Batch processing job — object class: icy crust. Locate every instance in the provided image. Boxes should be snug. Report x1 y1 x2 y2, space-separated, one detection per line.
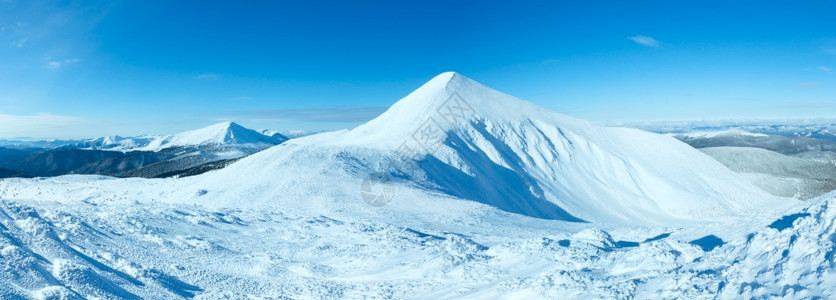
0 177 832 299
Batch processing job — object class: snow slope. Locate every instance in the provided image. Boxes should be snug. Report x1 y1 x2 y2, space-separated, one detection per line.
700 146 836 199
0 72 814 299
0 174 825 299
193 72 781 225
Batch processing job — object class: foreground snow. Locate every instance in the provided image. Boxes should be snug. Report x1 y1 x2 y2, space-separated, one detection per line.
0 175 828 299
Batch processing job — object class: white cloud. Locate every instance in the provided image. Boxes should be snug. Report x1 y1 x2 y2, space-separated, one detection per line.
814 66 832 74
799 82 820 88
196 73 220 80
233 96 251 101
0 113 90 138
14 36 28 48
45 58 81 69
540 58 559 65
628 35 662 47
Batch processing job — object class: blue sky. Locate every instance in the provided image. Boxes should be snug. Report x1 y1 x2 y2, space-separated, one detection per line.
1 1 834 138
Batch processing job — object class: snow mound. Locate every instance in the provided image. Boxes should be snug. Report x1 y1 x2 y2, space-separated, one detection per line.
198 72 783 225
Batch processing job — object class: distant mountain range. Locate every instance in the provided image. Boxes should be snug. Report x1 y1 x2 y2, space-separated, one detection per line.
656 129 836 200
621 119 836 144
0 122 287 178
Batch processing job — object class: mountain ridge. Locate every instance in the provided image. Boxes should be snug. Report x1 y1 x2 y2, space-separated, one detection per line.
0 122 288 179
108 121 288 152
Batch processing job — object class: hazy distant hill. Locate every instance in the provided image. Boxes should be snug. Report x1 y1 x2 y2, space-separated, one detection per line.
0 122 287 179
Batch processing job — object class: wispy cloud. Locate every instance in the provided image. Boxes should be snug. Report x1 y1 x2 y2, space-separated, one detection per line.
812 66 833 74
0 113 90 138
799 82 820 88
628 35 662 47
227 106 388 123
45 58 81 69
233 96 251 101
14 36 28 48
196 73 220 80
540 58 559 65
786 101 836 109
1 21 31 48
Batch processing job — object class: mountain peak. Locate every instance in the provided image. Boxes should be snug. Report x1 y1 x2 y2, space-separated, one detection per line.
206 121 242 131
395 71 548 120
338 71 584 148
409 71 470 98
135 121 286 151
188 122 243 140
424 71 459 88
181 121 276 145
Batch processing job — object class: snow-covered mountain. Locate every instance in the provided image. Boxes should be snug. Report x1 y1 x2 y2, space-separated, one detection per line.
646 129 836 200
191 72 780 224
137 121 286 151
624 118 836 144
2 72 821 299
77 121 287 152
0 138 84 150
699 146 836 199
670 129 836 155
0 122 288 178
268 129 327 139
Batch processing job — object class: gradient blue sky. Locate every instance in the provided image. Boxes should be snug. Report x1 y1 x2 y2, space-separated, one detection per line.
1 1 835 138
